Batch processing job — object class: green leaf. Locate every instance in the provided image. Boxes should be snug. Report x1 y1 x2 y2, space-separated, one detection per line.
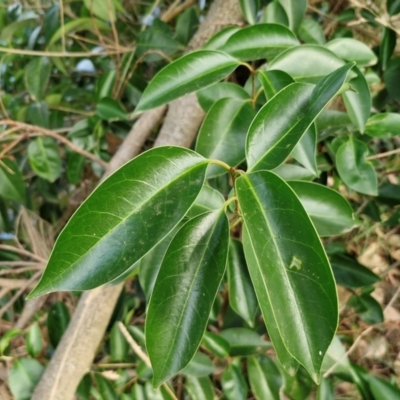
84 0 115 21
96 97 128 121
49 18 110 46
268 45 345 83
247 63 354 172
28 137 62 182
195 98 255 178
248 355 283 400
0 328 21 355
219 327 271 357
342 66 371 133
277 0 307 31
186 185 225 219
330 254 380 288
135 51 240 111
262 2 289 26
202 27 240 50
24 57 51 101
380 28 396 70
9 358 44 400
350 294 384 324
239 0 259 24
365 113 400 138
67 152 85 185
47 301 70 348
28 147 209 298
227 239 258 327
282 365 314 400
258 69 294 100
219 23 299 61
185 376 215 400
291 125 318 176
181 353 215 377
221 362 248 400
27 101 50 128
368 375 400 399
336 137 377 196
196 82 250 112
236 171 338 383
388 0 400 15
298 18 326 45
325 38 378 66
316 378 335 400
288 181 359 236
241 224 299 375
110 322 128 362
94 374 118 400
26 323 43 357
321 336 351 376
146 210 229 387
176 8 198 45
136 23 182 62
202 331 230 359
0 158 26 203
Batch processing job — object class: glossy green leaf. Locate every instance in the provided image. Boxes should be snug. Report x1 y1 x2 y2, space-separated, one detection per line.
227 239 258 327
0 329 21 355
139 231 176 301
135 51 240 111
196 82 250 112
77 374 92 400
380 28 396 70
247 63 354 172
202 331 230 359
298 18 326 45
24 57 51 101
257 69 294 100
288 181 358 236
268 45 345 83
26 323 43 357
336 137 377 196
330 254 380 288
248 355 282 400
219 327 271 357
146 210 229 387
342 66 371 133
368 375 400 399
350 294 384 324
47 301 70 348
96 97 128 121
388 0 400 15
236 171 338 383
67 152 85 184
196 98 255 178
221 362 248 400
185 185 225 219
365 113 400 138
27 101 49 128
185 376 215 400
277 0 307 31
28 147 209 298
28 137 62 182
202 27 240 50
9 359 44 400
321 335 351 375
242 224 299 375
262 1 289 26
181 352 215 377
219 24 299 61
239 0 259 24
316 109 352 132
83 0 115 21
325 38 378 66
291 125 318 176
110 322 128 362
0 158 26 202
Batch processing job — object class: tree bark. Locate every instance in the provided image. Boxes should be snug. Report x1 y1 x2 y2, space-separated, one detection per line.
31 2 242 399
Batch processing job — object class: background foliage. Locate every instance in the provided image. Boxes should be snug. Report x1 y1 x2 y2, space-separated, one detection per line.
1 0 400 399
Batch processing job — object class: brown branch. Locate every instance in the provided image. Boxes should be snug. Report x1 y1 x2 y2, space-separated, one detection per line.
1 120 109 169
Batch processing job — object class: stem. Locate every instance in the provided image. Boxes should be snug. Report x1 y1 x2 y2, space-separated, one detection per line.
366 147 400 160
209 159 232 172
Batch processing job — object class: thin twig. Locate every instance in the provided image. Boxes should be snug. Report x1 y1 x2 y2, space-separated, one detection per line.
1 120 109 168
117 322 178 400
367 147 400 160
0 47 133 57
0 244 47 263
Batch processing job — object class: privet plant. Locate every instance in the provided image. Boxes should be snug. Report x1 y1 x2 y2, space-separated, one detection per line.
29 18 383 389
